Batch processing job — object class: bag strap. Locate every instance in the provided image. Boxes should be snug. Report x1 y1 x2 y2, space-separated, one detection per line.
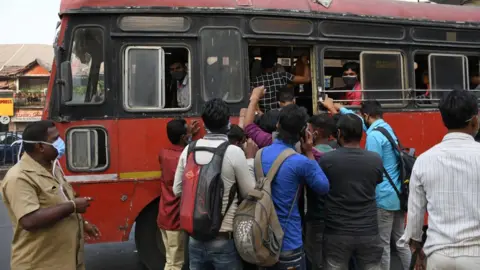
256 148 297 189
382 167 402 201
286 185 301 220
375 127 404 152
375 127 407 183
254 148 265 181
223 183 238 218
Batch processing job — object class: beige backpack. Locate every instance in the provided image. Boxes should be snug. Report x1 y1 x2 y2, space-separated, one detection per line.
233 148 298 267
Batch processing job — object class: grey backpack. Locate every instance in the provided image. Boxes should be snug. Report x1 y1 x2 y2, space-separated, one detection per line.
233 148 298 267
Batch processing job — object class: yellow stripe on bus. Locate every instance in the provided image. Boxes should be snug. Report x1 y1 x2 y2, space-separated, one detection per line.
119 171 162 180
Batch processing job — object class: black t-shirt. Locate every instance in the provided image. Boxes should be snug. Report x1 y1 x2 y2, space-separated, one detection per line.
319 147 383 236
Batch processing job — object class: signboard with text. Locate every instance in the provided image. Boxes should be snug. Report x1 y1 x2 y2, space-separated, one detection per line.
12 110 43 122
0 98 14 116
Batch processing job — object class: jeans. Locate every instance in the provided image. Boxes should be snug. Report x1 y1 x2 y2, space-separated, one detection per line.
377 209 412 270
324 234 383 270
305 220 325 270
188 237 242 270
265 247 307 270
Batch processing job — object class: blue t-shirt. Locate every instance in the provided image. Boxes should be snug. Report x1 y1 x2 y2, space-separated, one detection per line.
261 140 329 251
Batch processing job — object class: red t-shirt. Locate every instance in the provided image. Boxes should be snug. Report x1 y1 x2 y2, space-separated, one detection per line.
345 82 362 106
157 145 184 230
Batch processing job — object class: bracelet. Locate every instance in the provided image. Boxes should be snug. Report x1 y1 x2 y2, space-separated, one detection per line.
69 200 77 213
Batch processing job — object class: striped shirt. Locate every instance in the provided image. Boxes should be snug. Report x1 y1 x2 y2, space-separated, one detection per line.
398 132 480 257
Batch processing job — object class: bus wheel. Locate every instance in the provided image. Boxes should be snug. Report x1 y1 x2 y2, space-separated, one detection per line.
135 199 166 270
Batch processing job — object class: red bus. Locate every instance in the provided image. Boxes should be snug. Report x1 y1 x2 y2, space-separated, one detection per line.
47 0 480 268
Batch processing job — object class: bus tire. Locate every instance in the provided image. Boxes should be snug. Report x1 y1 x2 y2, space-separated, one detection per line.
135 199 166 270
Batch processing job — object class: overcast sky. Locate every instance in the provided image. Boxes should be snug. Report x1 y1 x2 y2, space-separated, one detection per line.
0 0 61 44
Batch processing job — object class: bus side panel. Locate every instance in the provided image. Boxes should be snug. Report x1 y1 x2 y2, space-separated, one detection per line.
71 179 161 243
115 117 239 175
371 111 446 155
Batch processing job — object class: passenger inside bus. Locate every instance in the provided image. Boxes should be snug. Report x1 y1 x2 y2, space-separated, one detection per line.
248 46 312 113
324 50 405 107
292 53 313 113
164 48 190 109
414 53 480 103
328 62 362 106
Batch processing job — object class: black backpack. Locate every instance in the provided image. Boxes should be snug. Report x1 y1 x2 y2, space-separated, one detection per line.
374 127 416 212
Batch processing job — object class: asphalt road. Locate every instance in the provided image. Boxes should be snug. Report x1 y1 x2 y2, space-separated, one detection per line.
0 195 402 270
0 195 145 270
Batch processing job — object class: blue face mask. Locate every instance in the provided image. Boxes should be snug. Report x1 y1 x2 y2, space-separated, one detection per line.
12 137 66 160
51 138 66 159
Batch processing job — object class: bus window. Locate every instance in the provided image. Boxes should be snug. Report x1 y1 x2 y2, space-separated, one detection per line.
323 50 406 107
67 127 109 171
360 51 405 105
200 29 244 103
414 53 475 104
124 47 165 110
470 60 480 93
124 46 191 111
70 27 105 104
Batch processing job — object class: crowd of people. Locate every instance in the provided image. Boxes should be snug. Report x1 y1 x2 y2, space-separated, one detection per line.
1 86 479 270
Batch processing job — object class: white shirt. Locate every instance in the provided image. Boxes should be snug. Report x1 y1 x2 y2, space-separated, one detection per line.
176 76 190 108
173 134 256 232
398 132 480 257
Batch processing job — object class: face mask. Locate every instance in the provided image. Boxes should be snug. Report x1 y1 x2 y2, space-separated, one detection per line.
171 71 185 81
11 137 66 177
342 75 358 88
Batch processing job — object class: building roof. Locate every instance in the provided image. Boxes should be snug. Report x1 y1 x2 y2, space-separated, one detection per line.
0 44 53 76
60 0 480 24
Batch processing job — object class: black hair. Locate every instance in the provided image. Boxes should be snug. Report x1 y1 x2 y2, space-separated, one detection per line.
22 120 56 153
277 104 309 145
361 100 383 118
336 114 363 143
277 87 295 104
166 119 187 145
256 109 281 134
261 50 277 70
439 89 479 130
228 124 246 145
170 58 186 67
202 98 230 133
308 114 335 138
343 62 360 75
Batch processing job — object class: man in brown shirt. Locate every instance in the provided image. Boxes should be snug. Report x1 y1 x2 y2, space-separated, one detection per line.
1 120 100 270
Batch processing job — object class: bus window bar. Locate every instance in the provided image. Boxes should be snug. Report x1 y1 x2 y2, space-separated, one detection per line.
322 88 480 104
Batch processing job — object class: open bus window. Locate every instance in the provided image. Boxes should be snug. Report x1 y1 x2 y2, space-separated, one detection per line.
69 27 105 104
124 46 190 111
323 50 406 107
414 53 477 105
247 46 313 114
67 127 108 171
200 29 243 103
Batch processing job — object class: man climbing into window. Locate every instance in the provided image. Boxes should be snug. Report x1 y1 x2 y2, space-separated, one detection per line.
250 49 311 112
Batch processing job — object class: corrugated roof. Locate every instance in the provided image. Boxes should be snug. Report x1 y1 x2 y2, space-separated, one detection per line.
0 44 53 72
